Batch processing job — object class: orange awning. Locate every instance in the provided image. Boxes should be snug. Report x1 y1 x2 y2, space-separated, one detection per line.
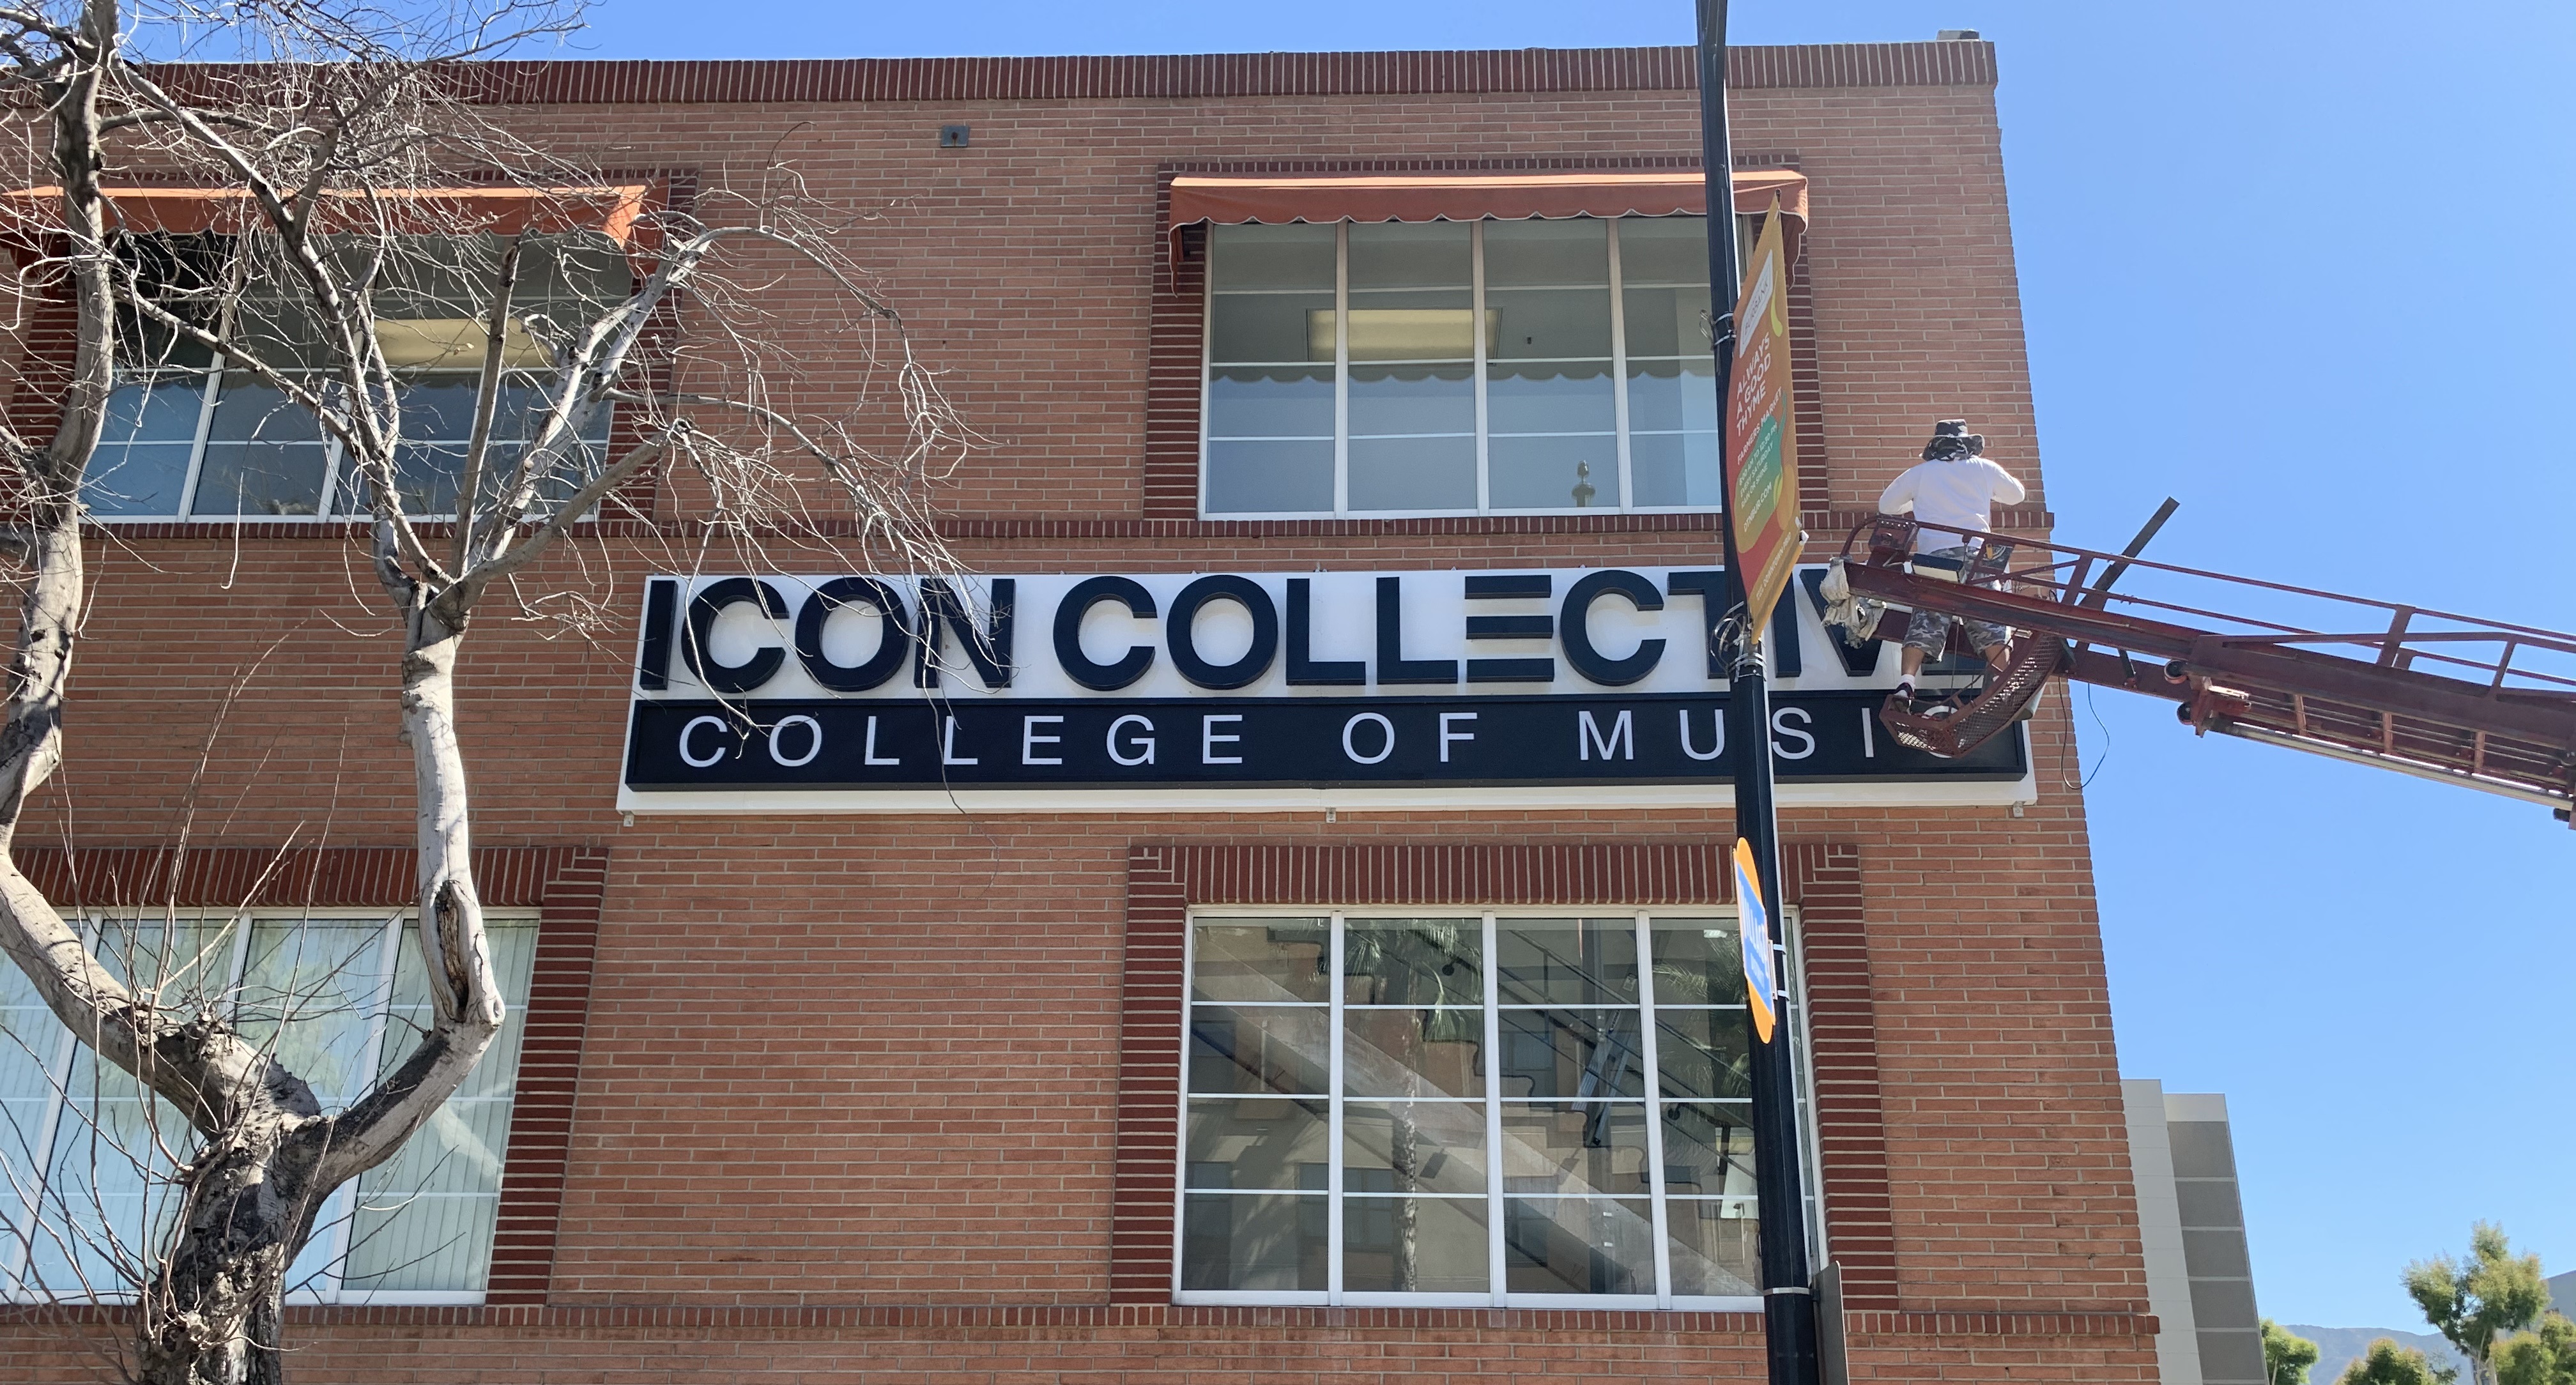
1169 167 1807 274
2 183 652 247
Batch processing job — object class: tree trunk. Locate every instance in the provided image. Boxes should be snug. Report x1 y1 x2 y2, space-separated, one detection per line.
134 1105 326 1385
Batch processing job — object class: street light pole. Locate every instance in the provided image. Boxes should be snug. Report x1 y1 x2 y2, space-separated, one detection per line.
1694 3 1821 1382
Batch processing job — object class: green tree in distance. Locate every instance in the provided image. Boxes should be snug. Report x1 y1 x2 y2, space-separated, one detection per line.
2340 1339 2458 1385
2406 1223 2553 1385
2496 1314 2576 1385
2268 1319 2324 1384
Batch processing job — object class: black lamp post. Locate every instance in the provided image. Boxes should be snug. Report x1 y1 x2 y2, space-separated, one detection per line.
1693 3 1821 1382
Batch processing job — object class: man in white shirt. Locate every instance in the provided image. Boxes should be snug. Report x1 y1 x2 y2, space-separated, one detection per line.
1876 420 2027 703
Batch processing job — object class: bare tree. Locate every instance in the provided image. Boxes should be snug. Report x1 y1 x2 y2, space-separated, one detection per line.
0 2 970 1379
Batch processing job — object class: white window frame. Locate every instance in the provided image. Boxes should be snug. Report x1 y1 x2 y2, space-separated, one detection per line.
0 908 539 1306
1197 215 1742 521
1173 905 1823 1310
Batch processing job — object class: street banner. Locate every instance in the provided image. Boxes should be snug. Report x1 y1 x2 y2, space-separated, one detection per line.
1733 837 1779 1043
1726 201 1804 641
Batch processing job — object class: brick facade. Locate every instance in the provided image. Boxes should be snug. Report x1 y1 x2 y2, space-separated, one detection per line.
0 38 2155 1383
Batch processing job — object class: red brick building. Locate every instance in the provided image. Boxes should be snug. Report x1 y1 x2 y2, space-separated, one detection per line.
0 37 2162 1382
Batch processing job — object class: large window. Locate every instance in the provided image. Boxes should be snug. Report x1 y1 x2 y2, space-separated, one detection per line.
80 233 625 521
1200 215 1730 517
0 914 537 1303
1180 908 1811 1307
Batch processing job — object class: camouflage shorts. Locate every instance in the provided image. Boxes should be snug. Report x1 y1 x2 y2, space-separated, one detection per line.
1903 546 2008 656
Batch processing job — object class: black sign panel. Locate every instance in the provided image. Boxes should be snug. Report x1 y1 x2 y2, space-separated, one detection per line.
624 691 2023 792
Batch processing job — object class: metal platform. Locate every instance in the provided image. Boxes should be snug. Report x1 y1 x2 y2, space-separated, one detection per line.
1835 516 2576 821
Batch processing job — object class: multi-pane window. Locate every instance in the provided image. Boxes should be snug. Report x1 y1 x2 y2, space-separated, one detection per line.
80 232 625 520
0 914 537 1303
1200 215 1734 517
1180 909 1809 1306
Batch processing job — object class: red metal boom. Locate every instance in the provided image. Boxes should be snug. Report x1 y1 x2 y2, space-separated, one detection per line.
1837 517 2576 822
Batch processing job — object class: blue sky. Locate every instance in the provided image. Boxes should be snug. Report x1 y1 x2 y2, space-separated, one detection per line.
560 0 2576 1329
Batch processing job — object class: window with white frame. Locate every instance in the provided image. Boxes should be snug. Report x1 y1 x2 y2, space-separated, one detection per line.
80 231 626 521
1199 215 1745 517
0 912 537 1303
1179 908 1811 1307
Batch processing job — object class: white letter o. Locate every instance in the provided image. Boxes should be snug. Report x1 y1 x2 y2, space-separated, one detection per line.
1341 712 1395 765
767 714 824 768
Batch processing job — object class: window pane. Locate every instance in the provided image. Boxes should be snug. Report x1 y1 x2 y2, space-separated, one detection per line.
238 919 388 1110
1498 1008 1643 1099
1616 216 1713 286
0 951 61 1266
1486 287 1611 359
1483 218 1608 287
1621 284 1716 358
1347 363 1473 436
1347 437 1476 512
1205 439 1333 514
395 378 485 441
1344 1195 1488 1292
1345 290 1476 362
83 443 198 518
1188 1005 1329 1096
1659 1101 1758 1198
1666 1197 1761 1296
1485 361 1616 435
1191 919 1329 1003
1503 1196 1653 1295
1183 1191 1326 1291
1208 293 1335 363
340 1099 512 1291
1206 366 1333 439
83 378 206 517
1186 1097 1328 1191
384 443 465 514
1630 432 1722 509
27 1056 190 1295
194 377 328 516
1624 357 1720 432
1654 1009 1754 1101
1496 917 1637 1006
1344 1100 1486 1196
1650 921 1747 1007
1344 1007 1484 1099
1348 221 1468 289
349 919 538 1294
1343 917 1482 1006
1209 224 1335 292
1487 434 1618 511
1499 1100 1649 1197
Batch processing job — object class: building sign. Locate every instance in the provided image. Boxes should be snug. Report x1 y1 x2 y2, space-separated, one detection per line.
618 567 2030 813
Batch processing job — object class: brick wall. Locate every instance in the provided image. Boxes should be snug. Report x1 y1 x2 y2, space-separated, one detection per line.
0 39 2149 1384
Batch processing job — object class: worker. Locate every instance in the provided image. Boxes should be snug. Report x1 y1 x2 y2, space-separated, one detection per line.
1878 419 2026 705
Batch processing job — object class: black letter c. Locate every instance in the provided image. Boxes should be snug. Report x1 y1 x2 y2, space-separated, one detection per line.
684 578 792 695
1054 576 1159 691
1561 570 1667 686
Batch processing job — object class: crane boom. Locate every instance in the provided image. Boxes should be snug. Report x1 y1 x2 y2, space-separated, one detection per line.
1835 516 2576 822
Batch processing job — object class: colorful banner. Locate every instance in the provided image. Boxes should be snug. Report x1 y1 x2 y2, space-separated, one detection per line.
1733 837 1779 1044
1724 201 1804 643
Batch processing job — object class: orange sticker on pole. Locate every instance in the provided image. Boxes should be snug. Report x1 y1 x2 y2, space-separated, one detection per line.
1725 201 1804 640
